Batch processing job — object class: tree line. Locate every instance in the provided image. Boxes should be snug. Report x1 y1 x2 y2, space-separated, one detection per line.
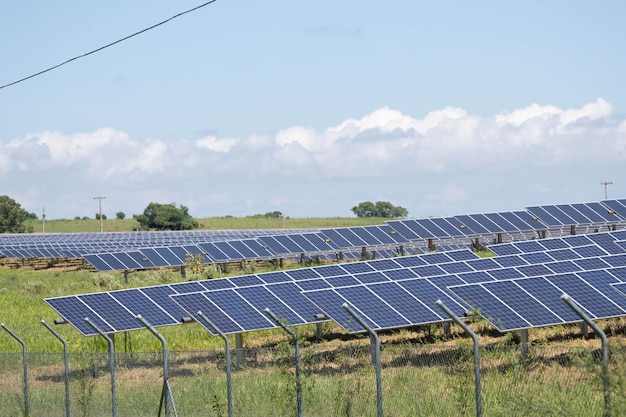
1 195 409 233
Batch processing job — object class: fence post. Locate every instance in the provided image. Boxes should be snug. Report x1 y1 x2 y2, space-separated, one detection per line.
264 308 302 417
84 318 117 417
342 303 384 417
1 324 29 417
136 315 178 417
436 300 483 417
41 320 71 417
561 294 611 417
197 311 233 417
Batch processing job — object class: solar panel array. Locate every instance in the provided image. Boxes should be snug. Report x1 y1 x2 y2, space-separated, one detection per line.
6 200 626 273
46 229 626 337
45 248 479 336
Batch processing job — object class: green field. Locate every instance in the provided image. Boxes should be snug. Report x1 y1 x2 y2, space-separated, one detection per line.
26 216 388 234
1 218 626 415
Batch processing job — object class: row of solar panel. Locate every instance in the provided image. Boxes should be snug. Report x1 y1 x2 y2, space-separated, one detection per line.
0 229 309 258
80 225 417 271
45 248 479 335
387 200 626 240
175 234 626 335
4 200 626 263
45 230 626 337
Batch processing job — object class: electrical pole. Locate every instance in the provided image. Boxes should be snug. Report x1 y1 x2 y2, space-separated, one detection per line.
94 196 106 232
601 181 613 200
42 207 45 233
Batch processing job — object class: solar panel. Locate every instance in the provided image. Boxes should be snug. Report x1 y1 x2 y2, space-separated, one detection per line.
45 230 626 337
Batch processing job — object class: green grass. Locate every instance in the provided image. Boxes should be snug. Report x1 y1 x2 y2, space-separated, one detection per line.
26 216 389 233
3 219 626 415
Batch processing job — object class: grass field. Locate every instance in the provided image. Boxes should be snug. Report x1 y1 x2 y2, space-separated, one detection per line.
2 217 626 415
26 216 388 234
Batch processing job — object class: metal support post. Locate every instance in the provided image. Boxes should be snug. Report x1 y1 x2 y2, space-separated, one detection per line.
197 311 233 417
136 315 178 417
264 308 303 417
1 324 29 417
561 295 611 417
436 300 483 417
41 320 71 417
235 333 244 365
85 318 117 417
519 329 529 361
342 303 384 417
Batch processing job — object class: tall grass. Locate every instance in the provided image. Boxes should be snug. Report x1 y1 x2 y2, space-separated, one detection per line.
25 216 388 233
0 343 624 416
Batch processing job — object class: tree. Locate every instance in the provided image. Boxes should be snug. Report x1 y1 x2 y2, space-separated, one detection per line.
95 213 107 220
0 195 34 233
116 212 126 220
264 211 283 219
134 202 198 230
351 200 408 218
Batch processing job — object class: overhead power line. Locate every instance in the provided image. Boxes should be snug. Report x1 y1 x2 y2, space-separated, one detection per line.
0 0 218 91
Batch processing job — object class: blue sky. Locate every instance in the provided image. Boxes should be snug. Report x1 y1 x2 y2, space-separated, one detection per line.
1 1 625 221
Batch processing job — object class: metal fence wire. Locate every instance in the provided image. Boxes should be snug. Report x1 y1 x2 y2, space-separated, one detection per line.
0 341 624 417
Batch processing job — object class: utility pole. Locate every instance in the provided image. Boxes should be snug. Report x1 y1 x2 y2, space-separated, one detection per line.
42 207 45 233
601 181 613 200
94 196 106 232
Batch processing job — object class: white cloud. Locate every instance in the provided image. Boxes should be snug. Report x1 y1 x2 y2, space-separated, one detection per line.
1 99 624 218
195 136 237 153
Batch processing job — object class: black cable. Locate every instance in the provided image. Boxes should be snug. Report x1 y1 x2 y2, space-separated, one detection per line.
0 0 219 90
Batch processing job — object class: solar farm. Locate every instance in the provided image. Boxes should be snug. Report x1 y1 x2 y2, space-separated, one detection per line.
2 200 626 416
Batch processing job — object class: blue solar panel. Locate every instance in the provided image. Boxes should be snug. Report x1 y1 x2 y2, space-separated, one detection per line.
483 213 517 232
385 220 421 240
416 219 449 238
171 292 243 334
571 203 614 223
520 252 554 264
79 293 139 331
548 273 626 318
457 271 494 284
46 227 626 338
499 211 538 231
112 289 178 327
544 261 582 274
382 269 416 281
491 255 528 268
517 264 554 277
318 229 353 248
488 267 524 280
601 199 626 219
603 254 626 267
467 214 502 233
482 280 562 327
452 215 491 235
411 265 446 277
515 240 545 253
525 206 563 227
46 297 114 336
368 282 443 324
429 217 464 237
466 257 501 270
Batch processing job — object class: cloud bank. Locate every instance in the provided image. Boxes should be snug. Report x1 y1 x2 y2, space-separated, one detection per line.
1 99 624 219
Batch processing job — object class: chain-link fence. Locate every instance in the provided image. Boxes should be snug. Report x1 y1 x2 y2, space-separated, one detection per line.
1 340 624 416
